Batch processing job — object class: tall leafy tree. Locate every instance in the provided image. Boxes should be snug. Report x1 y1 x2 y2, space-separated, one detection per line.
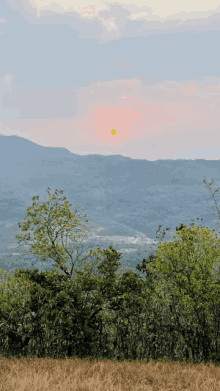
14 187 90 277
14 187 128 280
145 221 220 362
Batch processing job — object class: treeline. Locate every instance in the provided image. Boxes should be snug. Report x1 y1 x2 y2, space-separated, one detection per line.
1 179 220 366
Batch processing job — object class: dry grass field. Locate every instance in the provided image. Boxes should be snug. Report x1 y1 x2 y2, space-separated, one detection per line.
0 353 220 390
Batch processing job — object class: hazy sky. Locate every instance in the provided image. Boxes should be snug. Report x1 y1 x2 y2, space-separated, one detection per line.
0 0 220 160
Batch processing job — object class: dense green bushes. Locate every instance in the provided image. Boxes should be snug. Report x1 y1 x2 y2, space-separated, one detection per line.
1 181 220 366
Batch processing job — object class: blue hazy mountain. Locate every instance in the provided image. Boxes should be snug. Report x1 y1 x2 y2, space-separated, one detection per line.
1 134 220 281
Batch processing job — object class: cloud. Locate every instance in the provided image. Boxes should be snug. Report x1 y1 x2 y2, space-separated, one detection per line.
7 0 220 43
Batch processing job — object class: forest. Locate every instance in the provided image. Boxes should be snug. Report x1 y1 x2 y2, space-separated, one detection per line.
1 177 220 367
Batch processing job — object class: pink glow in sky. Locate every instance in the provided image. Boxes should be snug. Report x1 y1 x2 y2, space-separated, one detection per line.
1 76 220 160
80 95 176 145
1 1 220 160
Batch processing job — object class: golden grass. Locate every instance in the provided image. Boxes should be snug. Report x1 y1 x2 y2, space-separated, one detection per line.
0 353 220 390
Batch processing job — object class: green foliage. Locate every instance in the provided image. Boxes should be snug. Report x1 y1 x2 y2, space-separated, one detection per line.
2 179 220 366
0 269 35 357
152 222 220 353
15 187 92 277
0 246 145 360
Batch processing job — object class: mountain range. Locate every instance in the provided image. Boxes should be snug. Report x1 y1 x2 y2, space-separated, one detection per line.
1 134 220 282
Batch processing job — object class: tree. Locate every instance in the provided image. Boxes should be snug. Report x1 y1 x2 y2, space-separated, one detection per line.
14 187 127 280
143 221 220 362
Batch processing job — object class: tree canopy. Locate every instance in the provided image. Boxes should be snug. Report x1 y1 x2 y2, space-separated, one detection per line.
1 178 220 364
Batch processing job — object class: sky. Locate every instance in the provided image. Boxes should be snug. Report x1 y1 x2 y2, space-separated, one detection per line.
0 0 220 160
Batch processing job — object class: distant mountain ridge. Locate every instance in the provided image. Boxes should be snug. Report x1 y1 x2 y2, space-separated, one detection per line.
1 134 220 279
